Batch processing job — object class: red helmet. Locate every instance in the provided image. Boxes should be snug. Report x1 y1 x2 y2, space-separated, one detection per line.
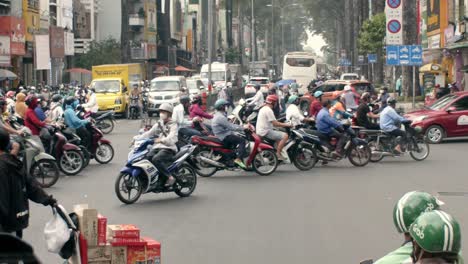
266 94 278 105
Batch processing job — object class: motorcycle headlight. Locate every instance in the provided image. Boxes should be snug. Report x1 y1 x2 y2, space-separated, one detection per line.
115 98 122 105
412 115 427 123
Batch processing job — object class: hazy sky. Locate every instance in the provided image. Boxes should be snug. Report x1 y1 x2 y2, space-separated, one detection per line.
304 30 327 56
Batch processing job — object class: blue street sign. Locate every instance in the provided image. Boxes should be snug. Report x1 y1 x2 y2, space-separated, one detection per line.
386 45 423 66
339 58 352 66
368 54 377 63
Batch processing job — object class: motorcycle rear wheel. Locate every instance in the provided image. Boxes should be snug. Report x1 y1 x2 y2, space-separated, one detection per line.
409 139 430 161
348 144 371 167
174 164 197 197
253 149 278 176
98 118 114 134
30 160 60 188
195 150 218 177
59 150 85 176
368 140 384 163
115 172 143 204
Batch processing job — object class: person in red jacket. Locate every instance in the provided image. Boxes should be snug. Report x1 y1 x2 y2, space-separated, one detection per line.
24 96 47 136
189 95 213 134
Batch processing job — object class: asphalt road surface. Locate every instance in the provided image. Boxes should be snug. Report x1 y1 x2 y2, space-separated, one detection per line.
25 119 468 263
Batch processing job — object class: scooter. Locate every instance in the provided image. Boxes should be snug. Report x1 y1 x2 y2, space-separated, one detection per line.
77 106 115 135
115 138 198 204
46 125 85 176
191 124 278 177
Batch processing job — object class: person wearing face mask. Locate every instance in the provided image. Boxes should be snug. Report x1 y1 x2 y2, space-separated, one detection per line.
138 103 178 186
81 87 99 114
64 96 91 152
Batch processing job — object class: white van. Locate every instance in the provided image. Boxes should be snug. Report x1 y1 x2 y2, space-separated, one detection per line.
200 62 232 90
148 76 187 115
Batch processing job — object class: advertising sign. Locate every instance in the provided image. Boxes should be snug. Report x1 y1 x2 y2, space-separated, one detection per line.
145 0 157 45
385 0 403 45
35 35 50 70
64 31 75 56
420 0 428 48
0 16 26 56
427 0 440 33
23 0 40 42
0 36 11 66
50 26 65 58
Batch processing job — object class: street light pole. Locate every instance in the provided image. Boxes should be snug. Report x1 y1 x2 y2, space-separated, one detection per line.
251 0 255 62
271 0 274 65
208 0 213 93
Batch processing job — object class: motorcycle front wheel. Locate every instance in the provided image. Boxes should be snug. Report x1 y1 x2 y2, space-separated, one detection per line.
348 144 371 167
194 150 218 177
115 172 143 204
253 149 278 176
173 164 197 197
98 118 114 134
292 145 317 171
59 150 85 176
30 160 60 188
95 143 114 164
409 138 430 161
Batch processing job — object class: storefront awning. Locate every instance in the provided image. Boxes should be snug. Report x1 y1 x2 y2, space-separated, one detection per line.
419 63 447 73
445 41 468 50
174 65 193 72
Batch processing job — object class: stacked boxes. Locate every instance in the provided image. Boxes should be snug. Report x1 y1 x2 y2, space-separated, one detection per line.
72 205 161 264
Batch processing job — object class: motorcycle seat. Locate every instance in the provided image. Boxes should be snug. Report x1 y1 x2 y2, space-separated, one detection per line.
262 137 277 146
199 136 223 144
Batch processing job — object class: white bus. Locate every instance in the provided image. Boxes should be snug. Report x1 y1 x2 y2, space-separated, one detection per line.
282 52 317 94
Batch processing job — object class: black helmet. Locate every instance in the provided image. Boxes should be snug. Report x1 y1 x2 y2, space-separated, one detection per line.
179 95 190 104
51 94 63 103
0 98 6 108
37 95 46 102
64 96 76 106
255 84 261 90
192 94 202 104
387 97 397 105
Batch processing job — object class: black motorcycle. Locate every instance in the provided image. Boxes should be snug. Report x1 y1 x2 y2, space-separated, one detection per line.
128 95 140 120
364 122 430 162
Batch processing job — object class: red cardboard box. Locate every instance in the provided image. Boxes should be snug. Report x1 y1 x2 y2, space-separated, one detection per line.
142 237 161 264
97 215 107 246
110 238 147 247
127 245 146 264
107 224 140 239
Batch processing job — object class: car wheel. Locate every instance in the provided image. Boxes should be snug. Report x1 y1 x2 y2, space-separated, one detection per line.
425 125 444 144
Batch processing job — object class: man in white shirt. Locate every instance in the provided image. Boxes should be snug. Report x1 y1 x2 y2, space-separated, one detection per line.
172 95 202 146
286 95 313 126
248 84 264 108
82 88 99 113
342 85 358 110
256 95 292 160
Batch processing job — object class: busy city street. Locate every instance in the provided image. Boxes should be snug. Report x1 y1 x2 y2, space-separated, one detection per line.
22 119 468 264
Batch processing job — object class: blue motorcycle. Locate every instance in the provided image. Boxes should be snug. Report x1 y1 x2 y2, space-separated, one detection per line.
115 138 198 204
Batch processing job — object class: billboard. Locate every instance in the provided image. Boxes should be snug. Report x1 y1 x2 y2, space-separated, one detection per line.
50 26 65 58
0 16 26 56
64 31 75 56
170 0 183 42
35 35 50 70
427 0 440 34
145 0 157 45
0 36 11 66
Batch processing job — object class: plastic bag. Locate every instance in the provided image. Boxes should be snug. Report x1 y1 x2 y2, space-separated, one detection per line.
44 207 71 253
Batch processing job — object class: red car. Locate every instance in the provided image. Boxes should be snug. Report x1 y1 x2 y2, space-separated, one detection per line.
405 91 468 144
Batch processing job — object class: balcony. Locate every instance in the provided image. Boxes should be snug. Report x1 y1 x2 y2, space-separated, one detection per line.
129 14 144 27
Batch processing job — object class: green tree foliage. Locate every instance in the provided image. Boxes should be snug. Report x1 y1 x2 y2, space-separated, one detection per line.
358 13 386 54
75 38 122 69
225 48 241 63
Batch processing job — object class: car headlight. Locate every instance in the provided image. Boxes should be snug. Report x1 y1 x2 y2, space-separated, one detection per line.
115 98 122 105
412 115 427 123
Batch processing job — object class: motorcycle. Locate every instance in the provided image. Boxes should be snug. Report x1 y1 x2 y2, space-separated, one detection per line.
364 122 430 162
77 106 115 135
60 126 91 168
191 124 278 177
141 89 149 115
304 122 372 167
115 138 198 204
46 125 85 176
128 95 140 120
229 98 260 125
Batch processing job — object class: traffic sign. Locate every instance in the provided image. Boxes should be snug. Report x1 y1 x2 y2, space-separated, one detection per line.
368 54 377 63
385 0 403 45
387 0 401 9
358 55 365 63
386 45 423 66
339 58 352 66
387 20 401 33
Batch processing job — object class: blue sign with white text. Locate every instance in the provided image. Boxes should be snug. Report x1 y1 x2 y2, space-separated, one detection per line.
368 54 377 63
386 45 423 66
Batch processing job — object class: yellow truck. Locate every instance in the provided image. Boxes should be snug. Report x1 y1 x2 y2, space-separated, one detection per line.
90 63 143 116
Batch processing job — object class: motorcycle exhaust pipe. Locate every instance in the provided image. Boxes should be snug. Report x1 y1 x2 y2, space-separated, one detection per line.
371 151 394 156
198 156 226 168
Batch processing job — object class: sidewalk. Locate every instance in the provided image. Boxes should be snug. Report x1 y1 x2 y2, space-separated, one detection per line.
398 101 425 113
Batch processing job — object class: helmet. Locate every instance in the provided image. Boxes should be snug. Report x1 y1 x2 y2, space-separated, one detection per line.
254 84 261 90
214 99 229 110
344 85 352 92
157 103 174 114
314 91 323 98
179 95 190 105
51 94 63 103
393 191 443 233
64 96 76 106
410 210 461 254
6 91 15 98
266 94 278 105
287 95 299 104
37 95 45 102
192 94 202 104
361 92 371 101
25 95 37 106
387 97 397 105
0 99 6 108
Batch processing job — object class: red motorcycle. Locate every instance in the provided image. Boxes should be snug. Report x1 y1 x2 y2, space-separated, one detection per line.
191 124 278 177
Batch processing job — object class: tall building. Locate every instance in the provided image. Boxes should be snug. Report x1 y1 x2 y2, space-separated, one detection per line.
73 0 101 53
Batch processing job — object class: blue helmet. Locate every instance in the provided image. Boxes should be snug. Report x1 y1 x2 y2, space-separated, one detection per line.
314 91 323 98
214 99 229 110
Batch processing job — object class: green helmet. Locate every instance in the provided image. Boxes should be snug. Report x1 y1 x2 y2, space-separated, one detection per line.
214 99 229 110
287 95 299 104
393 191 443 233
410 210 461 254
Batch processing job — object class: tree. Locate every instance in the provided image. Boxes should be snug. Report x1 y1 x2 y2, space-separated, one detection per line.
225 48 241 64
358 13 385 54
75 38 122 69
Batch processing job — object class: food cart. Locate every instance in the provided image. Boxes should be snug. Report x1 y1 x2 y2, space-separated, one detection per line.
419 63 447 106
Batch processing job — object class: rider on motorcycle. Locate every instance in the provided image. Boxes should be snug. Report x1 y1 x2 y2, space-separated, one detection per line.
316 100 346 157
173 95 202 141
374 191 444 264
189 95 213 134
330 94 353 120
309 91 323 118
256 95 292 160
48 94 64 123
342 85 358 110
286 95 313 127
379 97 410 153
64 96 92 152
138 103 178 187
5 91 15 116
248 84 264 109
356 92 380 130
212 99 249 169
81 87 99 114
410 210 462 264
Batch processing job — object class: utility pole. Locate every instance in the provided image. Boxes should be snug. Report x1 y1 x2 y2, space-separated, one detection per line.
208 0 213 93
251 0 255 62
271 0 274 65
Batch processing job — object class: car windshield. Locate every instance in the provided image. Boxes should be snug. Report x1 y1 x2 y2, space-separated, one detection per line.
91 80 120 93
429 94 458 110
187 80 198 90
150 80 180 91
201 71 225 82
249 79 268 85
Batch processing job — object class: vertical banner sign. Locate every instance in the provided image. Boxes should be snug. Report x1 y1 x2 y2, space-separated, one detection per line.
50 26 65 58
0 35 11 66
385 0 404 45
35 35 51 70
64 32 75 56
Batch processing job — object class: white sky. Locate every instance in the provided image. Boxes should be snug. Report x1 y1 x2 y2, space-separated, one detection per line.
303 30 327 56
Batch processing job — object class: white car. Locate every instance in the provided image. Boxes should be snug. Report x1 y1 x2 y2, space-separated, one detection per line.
340 73 359 81
245 77 269 97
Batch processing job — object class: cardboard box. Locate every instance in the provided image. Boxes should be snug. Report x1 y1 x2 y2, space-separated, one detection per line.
127 245 146 264
111 238 147 247
107 224 140 239
143 237 161 264
97 214 107 246
111 246 126 264
74 204 98 246
88 245 111 262
89 261 111 264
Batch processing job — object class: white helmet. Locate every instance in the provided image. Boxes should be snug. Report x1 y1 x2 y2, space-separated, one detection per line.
344 85 352 92
157 103 174 114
